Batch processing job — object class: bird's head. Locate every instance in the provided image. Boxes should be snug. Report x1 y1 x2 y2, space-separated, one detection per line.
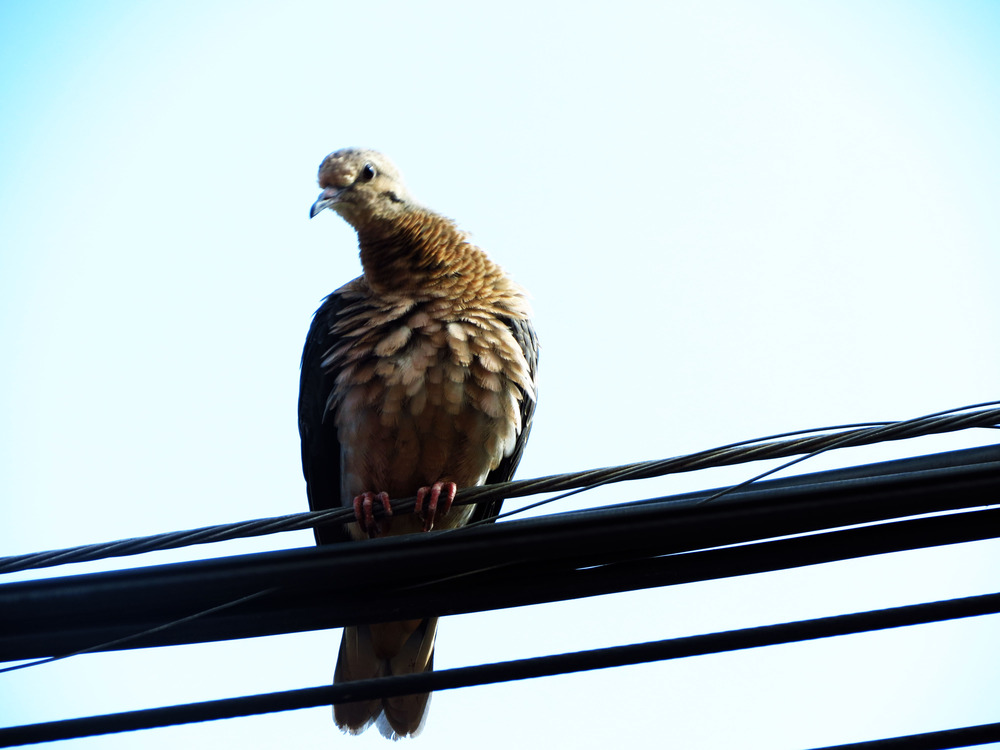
310 148 414 230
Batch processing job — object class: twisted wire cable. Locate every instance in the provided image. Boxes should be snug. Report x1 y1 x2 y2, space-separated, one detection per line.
2 401 998 575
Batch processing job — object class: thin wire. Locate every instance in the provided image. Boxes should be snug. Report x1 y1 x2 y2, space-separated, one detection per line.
2 401 998 575
0 588 277 675
689 402 1000 509
475 421 879 525
474 402 1000 525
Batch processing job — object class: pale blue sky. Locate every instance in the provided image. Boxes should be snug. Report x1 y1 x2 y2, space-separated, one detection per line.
2 2 1000 748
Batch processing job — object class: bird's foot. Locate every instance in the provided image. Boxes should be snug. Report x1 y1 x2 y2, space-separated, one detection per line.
353 491 392 538
415 482 457 531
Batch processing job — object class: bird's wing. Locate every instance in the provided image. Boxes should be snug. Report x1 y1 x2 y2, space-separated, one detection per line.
472 314 540 525
298 290 353 546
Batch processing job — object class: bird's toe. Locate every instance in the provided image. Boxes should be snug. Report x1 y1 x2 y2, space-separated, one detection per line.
415 482 457 531
353 491 392 537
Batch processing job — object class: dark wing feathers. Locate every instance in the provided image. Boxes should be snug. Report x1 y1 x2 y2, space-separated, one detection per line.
299 296 539 543
298 292 353 545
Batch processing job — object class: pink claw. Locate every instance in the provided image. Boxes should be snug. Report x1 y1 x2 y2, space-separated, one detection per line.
414 481 457 531
352 491 392 537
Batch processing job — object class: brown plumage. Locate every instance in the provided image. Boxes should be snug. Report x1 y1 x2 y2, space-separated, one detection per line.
298 148 539 739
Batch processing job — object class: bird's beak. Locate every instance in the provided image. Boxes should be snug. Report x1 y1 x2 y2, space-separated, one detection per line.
310 186 341 218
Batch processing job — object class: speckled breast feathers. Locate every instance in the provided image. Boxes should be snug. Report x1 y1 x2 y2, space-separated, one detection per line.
324 276 533 533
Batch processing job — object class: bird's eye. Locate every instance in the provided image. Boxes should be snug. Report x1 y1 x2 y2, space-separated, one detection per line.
358 163 376 182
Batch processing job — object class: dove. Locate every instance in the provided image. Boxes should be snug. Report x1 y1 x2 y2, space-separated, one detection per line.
299 148 538 738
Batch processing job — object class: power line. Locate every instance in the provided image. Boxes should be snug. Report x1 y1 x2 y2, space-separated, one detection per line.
2 405 999 747
2 591 998 747
2 401 998 575
2 443 998 662
807 722 1000 750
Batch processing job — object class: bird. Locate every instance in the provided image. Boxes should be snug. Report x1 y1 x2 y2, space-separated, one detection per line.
298 148 539 739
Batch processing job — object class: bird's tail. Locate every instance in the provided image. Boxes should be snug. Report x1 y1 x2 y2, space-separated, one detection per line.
333 617 438 739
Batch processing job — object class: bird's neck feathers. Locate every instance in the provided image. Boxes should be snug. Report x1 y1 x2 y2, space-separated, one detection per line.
356 208 507 297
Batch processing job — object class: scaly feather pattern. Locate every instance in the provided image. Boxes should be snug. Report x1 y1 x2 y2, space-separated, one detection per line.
298 148 539 739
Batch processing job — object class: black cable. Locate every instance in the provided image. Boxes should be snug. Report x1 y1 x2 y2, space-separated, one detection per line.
806 721 1000 750
3 445 999 662
1 592 998 747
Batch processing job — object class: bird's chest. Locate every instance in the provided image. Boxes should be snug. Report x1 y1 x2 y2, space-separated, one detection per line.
327 302 526 500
